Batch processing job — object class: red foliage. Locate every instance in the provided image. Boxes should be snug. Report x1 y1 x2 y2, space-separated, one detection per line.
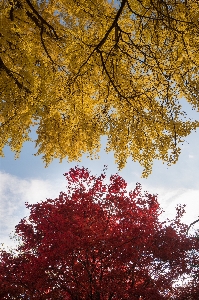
0 166 199 299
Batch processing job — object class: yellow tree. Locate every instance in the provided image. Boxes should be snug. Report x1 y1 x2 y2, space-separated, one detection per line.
1 0 199 177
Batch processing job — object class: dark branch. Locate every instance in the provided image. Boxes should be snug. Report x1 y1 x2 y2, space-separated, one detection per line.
97 49 132 107
73 0 127 80
25 0 59 39
187 218 199 234
96 0 127 50
40 26 55 65
0 57 31 93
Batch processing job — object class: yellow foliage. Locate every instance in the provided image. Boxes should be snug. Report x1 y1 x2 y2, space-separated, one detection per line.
1 0 199 177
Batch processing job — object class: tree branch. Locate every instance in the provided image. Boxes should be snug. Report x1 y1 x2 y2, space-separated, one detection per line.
96 0 127 50
25 0 59 39
0 57 31 93
40 26 55 65
73 0 127 80
187 218 199 234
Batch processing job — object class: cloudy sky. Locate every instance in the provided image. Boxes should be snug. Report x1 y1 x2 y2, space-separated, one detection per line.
1 99 199 250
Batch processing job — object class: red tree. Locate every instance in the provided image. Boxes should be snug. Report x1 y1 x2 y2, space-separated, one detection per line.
0 166 199 299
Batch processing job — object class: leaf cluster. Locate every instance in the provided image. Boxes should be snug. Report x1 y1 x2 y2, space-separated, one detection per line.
0 167 199 299
1 0 199 176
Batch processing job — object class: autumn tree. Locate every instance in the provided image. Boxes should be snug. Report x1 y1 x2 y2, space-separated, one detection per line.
0 166 199 299
1 0 199 177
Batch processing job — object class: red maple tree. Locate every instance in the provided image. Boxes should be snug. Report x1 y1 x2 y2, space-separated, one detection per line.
0 166 199 299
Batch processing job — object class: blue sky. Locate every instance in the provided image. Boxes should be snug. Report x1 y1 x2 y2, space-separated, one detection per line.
1 99 199 250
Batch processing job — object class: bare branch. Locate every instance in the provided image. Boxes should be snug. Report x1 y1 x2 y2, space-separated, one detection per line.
187 218 199 234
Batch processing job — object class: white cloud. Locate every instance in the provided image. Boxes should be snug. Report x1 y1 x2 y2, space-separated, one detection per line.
123 176 199 235
133 184 199 233
0 171 66 250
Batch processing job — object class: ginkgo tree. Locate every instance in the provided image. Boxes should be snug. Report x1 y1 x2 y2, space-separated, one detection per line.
1 0 199 177
0 166 199 299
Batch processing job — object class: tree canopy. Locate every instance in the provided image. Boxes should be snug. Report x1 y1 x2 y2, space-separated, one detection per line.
1 166 199 299
1 0 199 176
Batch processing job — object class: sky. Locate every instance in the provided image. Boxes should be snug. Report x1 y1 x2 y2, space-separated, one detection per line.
1 99 199 250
